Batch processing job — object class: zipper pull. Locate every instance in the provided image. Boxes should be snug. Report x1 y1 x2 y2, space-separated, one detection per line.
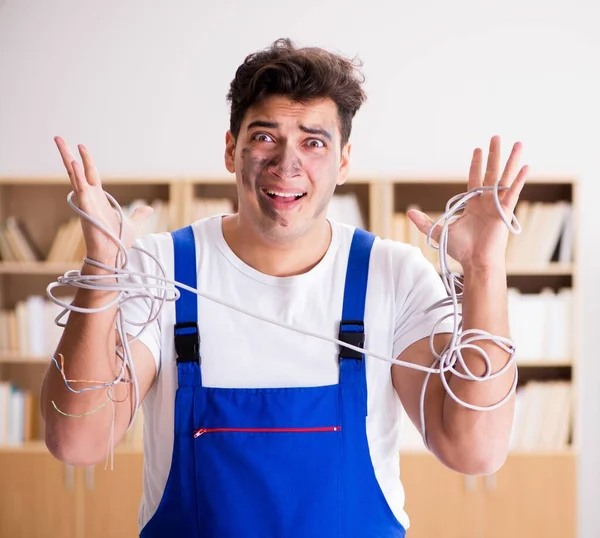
194 428 206 438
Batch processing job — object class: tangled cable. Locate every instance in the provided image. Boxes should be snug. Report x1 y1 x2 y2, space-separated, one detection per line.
46 179 520 455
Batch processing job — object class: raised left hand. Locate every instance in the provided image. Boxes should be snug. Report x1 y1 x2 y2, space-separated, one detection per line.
407 136 528 273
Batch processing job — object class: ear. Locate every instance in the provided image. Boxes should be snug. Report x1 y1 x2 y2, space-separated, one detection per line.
224 131 236 173
336 142 351 186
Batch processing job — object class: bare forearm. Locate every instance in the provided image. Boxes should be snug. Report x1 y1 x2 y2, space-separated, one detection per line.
41 264 128 463
442 264 516 471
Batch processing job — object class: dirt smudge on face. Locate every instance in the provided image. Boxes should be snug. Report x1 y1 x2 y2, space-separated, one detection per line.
241 147 294 227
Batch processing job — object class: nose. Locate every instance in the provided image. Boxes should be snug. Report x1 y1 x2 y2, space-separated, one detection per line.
268 143 302 180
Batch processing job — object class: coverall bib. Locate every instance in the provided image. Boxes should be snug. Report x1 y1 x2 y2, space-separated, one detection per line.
140 225 406 538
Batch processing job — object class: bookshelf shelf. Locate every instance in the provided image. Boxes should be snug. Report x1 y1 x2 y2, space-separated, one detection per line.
0 262 77 275
0 440 143 454
516 360 572 368
0 176 175 186
0 354 50 364
399 447 577 457
0 440 48 453
504 262 574 276
380 175 575 185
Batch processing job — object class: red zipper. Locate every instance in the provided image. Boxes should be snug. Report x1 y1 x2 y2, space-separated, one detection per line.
194 426 341 438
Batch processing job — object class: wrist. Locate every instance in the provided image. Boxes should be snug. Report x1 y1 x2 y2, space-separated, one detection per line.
461 262 507 281
83 248 122 269
82 259 118 275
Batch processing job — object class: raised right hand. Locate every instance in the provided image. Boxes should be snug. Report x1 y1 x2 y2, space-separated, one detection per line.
54 136 153 265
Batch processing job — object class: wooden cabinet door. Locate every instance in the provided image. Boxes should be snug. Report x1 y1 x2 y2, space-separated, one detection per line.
0 452 78 538
400 452 482 538
482 453 576 538
82 453 144 538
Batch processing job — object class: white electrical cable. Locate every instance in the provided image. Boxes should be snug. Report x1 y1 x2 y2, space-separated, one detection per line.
46 180 520 453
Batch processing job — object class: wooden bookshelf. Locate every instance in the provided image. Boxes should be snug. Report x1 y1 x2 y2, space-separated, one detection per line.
0 177 181 456
392 175 579 538
0 177 170 538
0 175 579 538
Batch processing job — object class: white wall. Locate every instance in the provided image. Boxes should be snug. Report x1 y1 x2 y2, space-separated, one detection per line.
1 0 599 534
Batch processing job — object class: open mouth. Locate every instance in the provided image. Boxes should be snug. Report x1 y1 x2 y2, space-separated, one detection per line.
262 188 306 200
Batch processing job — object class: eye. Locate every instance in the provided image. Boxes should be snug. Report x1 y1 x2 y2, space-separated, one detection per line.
305 138 325 148
252 133 274 143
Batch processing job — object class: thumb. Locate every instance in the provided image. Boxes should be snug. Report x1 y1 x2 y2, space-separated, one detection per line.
407 208 441 244
130 205 154 224
129 205 154 235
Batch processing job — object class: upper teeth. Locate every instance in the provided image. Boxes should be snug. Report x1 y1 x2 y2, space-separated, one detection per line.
266 190 304 197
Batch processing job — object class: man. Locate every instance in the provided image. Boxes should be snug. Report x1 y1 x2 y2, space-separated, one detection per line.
42 38 526 537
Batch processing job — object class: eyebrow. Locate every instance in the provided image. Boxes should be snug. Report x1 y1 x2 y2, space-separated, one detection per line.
246 120 333 141
300 125 332 141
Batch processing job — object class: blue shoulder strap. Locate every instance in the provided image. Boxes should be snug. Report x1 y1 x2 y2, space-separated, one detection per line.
171 225 201 387
339 227 375 414
339 227 375 360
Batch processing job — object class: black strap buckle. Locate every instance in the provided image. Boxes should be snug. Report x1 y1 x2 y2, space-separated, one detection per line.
174 321 201 364
338 320 365 360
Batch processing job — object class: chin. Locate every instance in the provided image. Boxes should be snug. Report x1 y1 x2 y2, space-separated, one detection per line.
258 218 310 244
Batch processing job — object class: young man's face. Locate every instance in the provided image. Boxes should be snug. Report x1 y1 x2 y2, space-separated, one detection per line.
224 95 351 243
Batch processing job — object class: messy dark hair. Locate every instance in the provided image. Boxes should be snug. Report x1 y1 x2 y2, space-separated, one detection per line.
226 38 367 147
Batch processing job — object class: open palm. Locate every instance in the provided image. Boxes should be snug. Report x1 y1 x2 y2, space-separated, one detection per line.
408 136 528 272
54 137 153 265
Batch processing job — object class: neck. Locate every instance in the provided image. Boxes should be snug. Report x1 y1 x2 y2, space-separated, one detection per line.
221 214 332 277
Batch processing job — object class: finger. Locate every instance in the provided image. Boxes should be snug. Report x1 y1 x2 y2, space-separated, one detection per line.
499 141 523 188
467 147 483 191
70 159 90 193
407 208 441 244
502 165 529 212
54 136 77 184
78 144 101 187
483 135 501 187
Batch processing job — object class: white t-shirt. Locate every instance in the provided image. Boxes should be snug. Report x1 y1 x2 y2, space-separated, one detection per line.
121 216 453 531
